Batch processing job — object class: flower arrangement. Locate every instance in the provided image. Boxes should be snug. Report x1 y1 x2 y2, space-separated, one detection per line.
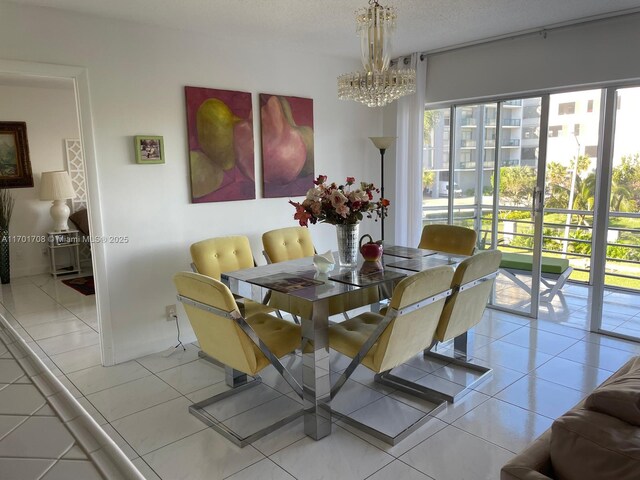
290 175 389 226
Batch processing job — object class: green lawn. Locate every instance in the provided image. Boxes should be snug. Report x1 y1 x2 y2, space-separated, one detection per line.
424 211 640 291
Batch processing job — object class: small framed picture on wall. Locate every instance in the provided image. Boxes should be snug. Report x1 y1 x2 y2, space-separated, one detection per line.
135 136 164 164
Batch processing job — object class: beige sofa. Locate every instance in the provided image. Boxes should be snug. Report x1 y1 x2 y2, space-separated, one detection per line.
501 355 640 480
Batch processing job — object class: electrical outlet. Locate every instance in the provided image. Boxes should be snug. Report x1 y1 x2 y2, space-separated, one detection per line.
165 304 177 321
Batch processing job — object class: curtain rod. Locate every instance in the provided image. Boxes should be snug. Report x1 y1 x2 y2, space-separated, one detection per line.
391 54 425 67
419 7 640 57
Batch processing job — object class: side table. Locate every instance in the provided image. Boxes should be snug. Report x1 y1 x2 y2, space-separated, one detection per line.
47 230 81 278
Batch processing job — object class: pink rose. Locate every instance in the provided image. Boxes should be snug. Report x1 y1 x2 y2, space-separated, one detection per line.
336 203 350 217
330 189 348 208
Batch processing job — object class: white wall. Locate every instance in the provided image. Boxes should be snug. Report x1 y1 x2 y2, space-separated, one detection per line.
426 13 640 104
0 82 79 277
0 2 382 363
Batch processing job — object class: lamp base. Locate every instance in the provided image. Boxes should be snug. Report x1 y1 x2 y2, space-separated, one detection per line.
50 200 71 232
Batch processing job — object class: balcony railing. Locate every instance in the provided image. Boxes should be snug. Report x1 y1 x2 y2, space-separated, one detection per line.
460 140 477 148
422 196 640 293
502 119 522 127
502 139 521 147
500 159 519 166
503 100 523 106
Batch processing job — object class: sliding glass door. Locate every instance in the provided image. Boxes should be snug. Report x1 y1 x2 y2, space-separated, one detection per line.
542 90 602 290
592 86 640 341
425 85 640 335
424 98 547 317
484 98 546 316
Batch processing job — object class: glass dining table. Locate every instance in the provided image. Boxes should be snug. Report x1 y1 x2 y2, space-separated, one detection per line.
221 246 465 441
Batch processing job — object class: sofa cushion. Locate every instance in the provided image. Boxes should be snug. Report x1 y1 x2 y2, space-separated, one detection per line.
69 208 89 236
500 431 555 480
585 367 640 426
602 356 640 383
550 408 640 480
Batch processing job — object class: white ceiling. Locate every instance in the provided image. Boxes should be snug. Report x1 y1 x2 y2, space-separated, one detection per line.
9 0 640 58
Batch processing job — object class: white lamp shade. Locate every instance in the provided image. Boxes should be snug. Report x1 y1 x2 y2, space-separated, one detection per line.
40 171 75 201
369 136 396 150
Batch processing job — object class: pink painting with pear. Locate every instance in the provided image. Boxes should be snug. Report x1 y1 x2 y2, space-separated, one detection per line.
259 93 314 198
185 86 255 203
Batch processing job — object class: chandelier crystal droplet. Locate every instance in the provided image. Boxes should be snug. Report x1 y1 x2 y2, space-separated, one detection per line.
337 1 416 107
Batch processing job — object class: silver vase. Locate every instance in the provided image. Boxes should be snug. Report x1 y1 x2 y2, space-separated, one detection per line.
336 223 360 267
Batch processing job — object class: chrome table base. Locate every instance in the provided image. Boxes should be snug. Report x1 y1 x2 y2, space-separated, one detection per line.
301 300 332 440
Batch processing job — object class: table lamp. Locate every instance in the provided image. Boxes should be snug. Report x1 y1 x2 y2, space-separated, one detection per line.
39 171 75 232
369 136 396 243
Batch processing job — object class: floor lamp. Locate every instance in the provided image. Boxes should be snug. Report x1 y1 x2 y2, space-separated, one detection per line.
369 137 395 243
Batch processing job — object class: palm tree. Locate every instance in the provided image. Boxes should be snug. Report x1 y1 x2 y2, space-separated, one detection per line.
610 182 633 212
572 171 596 225
545 162 570 209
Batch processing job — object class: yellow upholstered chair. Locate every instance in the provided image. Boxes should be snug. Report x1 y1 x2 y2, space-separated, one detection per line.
174 272 302 446
435 249 502 345
409 249 503 402
190 235 274 317
328 265 455 444
328 251 502 444
418 224 477 256
262 226 315 263
261 227 316 322
261 226 379 322
190 235 255 279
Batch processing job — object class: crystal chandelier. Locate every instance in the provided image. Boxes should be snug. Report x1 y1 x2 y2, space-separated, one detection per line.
337 0 416 108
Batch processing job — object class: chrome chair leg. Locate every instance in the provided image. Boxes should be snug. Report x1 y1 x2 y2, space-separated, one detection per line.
453 331 468 361
189 362 304 447
188 375 302 447
225 366 248 388
331 395 446 445
417 333 492 403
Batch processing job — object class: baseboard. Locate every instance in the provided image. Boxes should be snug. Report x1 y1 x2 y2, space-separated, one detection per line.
110 332 198 365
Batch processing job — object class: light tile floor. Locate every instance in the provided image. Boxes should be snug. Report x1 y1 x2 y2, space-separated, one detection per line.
2 273 640 480
0 317 135 479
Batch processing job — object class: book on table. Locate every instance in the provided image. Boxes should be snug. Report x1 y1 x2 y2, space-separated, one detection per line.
247 272 324 293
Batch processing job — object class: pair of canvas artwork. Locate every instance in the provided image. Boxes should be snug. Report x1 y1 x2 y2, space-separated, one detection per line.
185 86 314 203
